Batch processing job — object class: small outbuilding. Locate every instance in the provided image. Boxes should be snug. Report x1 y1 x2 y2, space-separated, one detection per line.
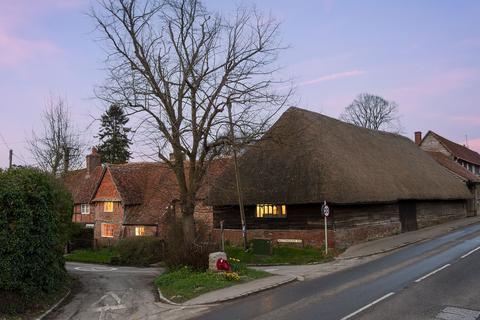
208 107 472 249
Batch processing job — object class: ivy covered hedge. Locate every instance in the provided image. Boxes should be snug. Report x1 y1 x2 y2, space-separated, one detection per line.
0 167 73 314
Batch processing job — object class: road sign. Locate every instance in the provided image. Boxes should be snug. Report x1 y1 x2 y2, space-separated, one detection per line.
321 201 329 254
322 202 330 217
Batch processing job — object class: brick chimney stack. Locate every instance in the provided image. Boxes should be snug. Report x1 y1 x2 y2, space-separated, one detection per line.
86 147 101 174
414 131 422 146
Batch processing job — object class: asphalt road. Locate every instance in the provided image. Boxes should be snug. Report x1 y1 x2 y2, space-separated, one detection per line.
197 223 480 320
45 262 164 320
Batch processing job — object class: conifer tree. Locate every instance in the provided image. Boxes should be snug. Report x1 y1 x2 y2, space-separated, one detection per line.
97 104 131 164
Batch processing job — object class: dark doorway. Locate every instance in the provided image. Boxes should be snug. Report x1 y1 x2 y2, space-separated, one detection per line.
399 201 417 232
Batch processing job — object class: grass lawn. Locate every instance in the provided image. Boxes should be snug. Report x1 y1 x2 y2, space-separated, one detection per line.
64 248 118 264
226 245 335 265
155 266 270 303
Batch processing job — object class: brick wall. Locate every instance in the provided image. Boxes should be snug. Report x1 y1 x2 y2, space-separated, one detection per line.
94 201 124 247
213 228 336 248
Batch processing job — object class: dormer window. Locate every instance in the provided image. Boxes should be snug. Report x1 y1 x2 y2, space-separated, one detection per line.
80 204 90 214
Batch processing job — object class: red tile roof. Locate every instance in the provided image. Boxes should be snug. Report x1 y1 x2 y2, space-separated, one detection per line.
430 131 480 166
426 151 480 183
106 159 229 225
62 166 104 204
64 159 229 225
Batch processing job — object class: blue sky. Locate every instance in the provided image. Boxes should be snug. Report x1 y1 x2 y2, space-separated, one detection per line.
0 0 479 168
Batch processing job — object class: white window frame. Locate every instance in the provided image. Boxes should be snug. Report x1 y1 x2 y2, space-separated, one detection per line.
85 223 94 229
80 204 90 215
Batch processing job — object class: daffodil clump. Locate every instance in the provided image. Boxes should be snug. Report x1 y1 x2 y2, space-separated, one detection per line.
224 271 241 281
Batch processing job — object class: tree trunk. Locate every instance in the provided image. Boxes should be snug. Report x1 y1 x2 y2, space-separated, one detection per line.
181 200 196 245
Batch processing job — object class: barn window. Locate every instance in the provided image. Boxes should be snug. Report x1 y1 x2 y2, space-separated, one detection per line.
104 201 114 212
80 204 90 214
101 223 115 238
256 204 286 218
135 226 145 236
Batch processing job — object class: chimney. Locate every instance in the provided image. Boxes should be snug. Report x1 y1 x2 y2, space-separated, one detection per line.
86 147 101 174
414 131 422 146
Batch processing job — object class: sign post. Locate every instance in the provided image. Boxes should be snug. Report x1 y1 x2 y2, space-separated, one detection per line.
321 201 330 255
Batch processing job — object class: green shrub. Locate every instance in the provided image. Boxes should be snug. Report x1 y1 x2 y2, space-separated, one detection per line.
116 236 164 266
0 167 72 314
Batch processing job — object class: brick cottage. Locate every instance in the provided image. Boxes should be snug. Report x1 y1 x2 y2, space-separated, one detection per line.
207 107 473 249
63 148 226 247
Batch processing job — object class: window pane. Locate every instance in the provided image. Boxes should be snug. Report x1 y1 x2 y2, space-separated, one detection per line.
135 226 145 236
104 202 113 212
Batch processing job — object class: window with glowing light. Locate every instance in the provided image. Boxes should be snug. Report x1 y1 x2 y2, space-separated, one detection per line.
135 226 145 236
256 204 286 218
104 201 114 212
101 223 115 238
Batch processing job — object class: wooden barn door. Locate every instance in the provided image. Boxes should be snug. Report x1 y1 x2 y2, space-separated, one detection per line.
399 201 417 232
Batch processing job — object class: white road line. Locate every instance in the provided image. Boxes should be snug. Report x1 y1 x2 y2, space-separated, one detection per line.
460 246 480 259
414 264 450 283
340 292 395 320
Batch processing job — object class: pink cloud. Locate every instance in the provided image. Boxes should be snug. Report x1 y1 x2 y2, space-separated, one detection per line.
452 116 480 126
298 70 365 87
467 138 480 153
0 0 85 69
0 30 59 68
389 68 477 103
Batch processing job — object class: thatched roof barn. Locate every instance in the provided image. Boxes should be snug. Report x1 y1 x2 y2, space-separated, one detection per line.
208 107 472 248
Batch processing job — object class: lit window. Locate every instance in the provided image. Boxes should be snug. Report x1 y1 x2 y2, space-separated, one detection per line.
80 204 90 214
85 223 94 229
135 226 145 236
104 201 114 212
256 204 287 218
101 223 115 238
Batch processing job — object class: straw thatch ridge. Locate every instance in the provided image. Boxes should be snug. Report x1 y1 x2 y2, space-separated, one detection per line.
208 107 471 206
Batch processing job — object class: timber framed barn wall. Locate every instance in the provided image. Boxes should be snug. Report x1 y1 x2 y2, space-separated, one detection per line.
208 107 472 249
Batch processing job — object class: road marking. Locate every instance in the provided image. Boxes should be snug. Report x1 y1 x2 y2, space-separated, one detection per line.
460 246 480 259
74 266 118 272
414 264 450 283
340 292 395 320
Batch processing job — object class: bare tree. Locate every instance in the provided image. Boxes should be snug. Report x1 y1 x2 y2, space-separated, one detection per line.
340 93 402 133
28 95 84 175
91 0 290 244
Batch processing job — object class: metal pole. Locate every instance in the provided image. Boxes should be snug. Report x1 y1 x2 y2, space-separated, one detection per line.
227 100 248 250
324 215 328 255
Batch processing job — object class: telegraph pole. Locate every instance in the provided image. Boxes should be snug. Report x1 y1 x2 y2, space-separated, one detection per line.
227 99 248 250
8 149 13 169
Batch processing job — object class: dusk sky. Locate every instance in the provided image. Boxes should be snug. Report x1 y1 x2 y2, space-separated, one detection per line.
1 0 479 168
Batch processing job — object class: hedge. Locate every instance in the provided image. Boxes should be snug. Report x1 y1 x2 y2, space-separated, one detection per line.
114 236 164 266
0 167 72 314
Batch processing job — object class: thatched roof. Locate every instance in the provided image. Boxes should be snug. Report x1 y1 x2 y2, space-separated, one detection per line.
208 107 471 206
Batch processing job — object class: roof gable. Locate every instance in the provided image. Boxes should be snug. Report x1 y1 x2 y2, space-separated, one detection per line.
209 107 471 205
92 169 122 202
426 151 480 183
428 131 480 166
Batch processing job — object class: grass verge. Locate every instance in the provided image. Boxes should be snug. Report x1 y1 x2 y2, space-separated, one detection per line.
64 248 118 264
226 245 336 265
155 266 270 303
